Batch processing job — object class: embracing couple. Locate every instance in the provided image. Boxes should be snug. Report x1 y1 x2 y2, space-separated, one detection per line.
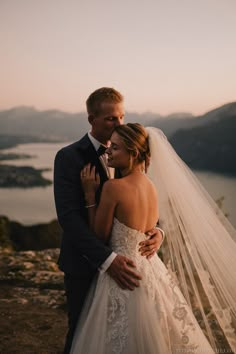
54 88 236 354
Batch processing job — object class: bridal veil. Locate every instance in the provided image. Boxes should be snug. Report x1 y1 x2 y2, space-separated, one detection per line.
146 127 236 352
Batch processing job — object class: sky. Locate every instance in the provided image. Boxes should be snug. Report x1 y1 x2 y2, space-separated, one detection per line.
0 0 236 115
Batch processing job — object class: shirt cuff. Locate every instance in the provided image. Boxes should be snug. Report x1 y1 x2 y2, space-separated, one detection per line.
156 226 165 239
99 252 117 273
156 226 165 249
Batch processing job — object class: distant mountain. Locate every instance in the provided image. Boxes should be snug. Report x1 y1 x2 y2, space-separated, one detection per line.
170 102 236 175
0 106 196 140
0 102 235 175
0 106 87 140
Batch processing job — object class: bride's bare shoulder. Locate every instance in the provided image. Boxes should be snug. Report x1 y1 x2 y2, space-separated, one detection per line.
100 179 125 203
103 178 124 190
102 178 127 195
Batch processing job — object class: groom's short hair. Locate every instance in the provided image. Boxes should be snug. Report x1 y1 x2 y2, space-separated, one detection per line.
86 87 123 116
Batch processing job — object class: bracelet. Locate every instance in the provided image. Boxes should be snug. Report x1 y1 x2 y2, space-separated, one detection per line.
85 203 96 208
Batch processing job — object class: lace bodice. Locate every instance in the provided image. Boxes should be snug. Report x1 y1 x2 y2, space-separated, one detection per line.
110 218 148 259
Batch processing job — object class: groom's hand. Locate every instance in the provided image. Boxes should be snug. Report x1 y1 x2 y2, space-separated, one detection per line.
107 254 142 291
139 228 163 259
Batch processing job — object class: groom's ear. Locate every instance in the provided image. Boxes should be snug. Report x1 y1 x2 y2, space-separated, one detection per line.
88 114 95 126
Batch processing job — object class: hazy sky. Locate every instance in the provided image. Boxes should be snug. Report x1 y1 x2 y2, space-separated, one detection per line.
1 0 236 115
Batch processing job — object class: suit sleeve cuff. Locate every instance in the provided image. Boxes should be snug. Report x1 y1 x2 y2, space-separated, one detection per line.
99 252 117 273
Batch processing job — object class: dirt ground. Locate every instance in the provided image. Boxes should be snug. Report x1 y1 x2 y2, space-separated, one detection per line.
0 285 67 354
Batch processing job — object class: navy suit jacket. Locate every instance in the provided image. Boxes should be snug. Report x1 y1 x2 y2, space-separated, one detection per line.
54 133 113 276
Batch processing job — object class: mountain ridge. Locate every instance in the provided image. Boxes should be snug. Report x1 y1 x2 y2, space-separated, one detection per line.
0 102 235 175
0 101 235 140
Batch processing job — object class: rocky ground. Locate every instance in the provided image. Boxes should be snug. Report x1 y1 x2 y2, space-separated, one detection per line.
0 244 233 353
0 247 67 354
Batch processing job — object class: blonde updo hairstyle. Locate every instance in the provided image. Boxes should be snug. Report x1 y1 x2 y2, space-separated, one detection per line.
114 123 150 173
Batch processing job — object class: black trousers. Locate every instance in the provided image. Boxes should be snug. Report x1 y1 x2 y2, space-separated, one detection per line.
63 273 94 354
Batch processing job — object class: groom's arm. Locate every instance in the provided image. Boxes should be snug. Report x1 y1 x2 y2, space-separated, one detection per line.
139 226 165 259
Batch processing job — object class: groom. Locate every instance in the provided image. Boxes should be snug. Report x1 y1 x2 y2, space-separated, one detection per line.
54 87 164 354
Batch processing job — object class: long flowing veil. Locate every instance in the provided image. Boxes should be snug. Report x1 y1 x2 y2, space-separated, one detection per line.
146 127 236 352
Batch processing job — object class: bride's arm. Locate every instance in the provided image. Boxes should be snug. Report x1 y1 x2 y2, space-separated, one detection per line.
94 181 117 241
80 164 98 228
81 164 117 242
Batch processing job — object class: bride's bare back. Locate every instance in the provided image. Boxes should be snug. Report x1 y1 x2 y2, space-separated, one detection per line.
106 172 158 234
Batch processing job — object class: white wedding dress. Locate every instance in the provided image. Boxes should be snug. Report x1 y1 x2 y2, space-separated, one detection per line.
70 217 214 354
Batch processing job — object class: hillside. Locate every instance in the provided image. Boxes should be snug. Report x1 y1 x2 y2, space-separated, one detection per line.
170 113 236 175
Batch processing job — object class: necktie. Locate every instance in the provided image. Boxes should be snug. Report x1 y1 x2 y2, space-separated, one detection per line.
97 145 107 156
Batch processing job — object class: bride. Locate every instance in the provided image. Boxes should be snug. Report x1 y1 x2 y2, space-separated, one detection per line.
70 123 236 354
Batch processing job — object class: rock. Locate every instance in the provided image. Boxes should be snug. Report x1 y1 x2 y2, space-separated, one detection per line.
16 298 28 305
20 250 36 258
0 247 65 308
0 240 67 354
22 262 34 270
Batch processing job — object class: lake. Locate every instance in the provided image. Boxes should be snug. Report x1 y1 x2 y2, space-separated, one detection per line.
0 142 236 228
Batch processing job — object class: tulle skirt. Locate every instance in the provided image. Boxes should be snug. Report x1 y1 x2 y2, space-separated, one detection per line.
70 251 214 354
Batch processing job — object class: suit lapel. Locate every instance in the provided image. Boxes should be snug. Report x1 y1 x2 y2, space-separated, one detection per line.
86 144 108 183
77 134 122 180
76 135 108 202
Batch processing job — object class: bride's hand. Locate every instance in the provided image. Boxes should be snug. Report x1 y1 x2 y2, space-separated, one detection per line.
80 163 100 198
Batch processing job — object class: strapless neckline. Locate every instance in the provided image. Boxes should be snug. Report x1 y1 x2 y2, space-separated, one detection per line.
113 217 148 237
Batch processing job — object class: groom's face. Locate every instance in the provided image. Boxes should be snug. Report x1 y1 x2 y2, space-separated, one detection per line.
89 101 124 145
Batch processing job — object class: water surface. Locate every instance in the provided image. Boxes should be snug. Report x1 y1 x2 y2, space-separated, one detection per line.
0 142 235 227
